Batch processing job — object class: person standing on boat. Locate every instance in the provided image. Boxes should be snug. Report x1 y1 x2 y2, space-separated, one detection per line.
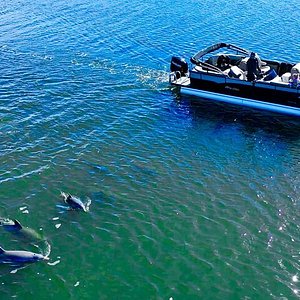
246 52 261 81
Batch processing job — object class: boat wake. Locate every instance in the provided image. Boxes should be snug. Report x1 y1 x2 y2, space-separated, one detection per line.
136 68 169 90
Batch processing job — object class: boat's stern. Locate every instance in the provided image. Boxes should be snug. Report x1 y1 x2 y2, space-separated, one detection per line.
169 56 190 86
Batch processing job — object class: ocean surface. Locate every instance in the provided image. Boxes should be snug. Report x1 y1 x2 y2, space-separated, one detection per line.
0 0 300 299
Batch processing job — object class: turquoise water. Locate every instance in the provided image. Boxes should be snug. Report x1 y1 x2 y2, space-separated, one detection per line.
1 0 300 299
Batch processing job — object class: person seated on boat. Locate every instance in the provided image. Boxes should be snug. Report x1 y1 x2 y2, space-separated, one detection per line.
217 55 230 70
289 73 300 88
246 52 261 81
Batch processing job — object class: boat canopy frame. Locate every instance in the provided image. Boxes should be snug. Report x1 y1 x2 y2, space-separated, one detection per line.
190 43 250 65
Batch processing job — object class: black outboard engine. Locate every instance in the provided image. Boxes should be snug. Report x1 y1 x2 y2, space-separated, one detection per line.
170 56 188 78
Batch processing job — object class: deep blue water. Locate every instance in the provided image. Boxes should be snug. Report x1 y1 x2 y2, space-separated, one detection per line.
0 0 300 299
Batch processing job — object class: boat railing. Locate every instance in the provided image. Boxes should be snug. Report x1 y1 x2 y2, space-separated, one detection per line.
169 70 187 83
169 71 180 83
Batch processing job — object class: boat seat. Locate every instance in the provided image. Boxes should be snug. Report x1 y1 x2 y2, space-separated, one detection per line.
194 66 203 72
269 76 289 86
223 68 230 76
261 66 270 74
238 57 268 72
238 58 248 71
227 66 245 80
278 63 293 76
281 72 291 83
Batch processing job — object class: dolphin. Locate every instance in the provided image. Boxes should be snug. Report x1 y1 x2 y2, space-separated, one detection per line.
1 219 44 242
0 246 48 264
60 192 91 212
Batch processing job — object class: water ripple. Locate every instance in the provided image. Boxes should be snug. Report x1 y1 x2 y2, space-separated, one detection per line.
0 0 300 299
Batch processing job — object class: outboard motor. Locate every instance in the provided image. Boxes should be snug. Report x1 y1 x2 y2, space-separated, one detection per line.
170 56 188 78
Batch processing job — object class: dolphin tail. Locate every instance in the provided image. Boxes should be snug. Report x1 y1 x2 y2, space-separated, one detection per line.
60 191 68 202
84 198 92 212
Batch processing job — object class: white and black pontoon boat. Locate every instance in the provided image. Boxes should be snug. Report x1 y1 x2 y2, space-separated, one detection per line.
169 43 300 117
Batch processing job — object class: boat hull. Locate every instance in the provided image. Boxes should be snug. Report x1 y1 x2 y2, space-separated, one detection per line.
189 71 300 106
180 86 300 117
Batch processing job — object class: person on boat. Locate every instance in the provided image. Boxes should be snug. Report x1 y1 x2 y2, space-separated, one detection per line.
246 52 261 81
289 73 300 88
217 55 230 70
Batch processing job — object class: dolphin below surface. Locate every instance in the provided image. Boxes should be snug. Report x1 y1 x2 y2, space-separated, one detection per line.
1 219 44 242
0 246 48 263
60 192 91 212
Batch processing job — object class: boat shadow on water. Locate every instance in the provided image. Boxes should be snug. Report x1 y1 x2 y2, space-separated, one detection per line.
170 89 300 142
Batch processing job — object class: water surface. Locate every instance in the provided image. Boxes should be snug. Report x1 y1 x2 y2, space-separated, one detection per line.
0 0 300 299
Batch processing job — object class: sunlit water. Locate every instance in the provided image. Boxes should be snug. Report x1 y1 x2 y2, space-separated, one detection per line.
0 0 300 299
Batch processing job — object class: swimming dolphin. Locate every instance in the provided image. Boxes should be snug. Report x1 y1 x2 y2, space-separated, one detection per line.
1 219 44 242
60 192 91 212
0 246 48 264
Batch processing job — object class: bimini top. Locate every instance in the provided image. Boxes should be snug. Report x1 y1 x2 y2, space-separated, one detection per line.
190 43 250 65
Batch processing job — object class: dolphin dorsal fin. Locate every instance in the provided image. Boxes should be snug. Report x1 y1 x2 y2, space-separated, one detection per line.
13 219 23 230
0 246 5 254
66 194 73 202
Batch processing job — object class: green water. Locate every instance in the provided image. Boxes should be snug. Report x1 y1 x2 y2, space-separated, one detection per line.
1 0 300 299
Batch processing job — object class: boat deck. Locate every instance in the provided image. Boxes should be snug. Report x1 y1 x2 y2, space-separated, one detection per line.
170 75 190 86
